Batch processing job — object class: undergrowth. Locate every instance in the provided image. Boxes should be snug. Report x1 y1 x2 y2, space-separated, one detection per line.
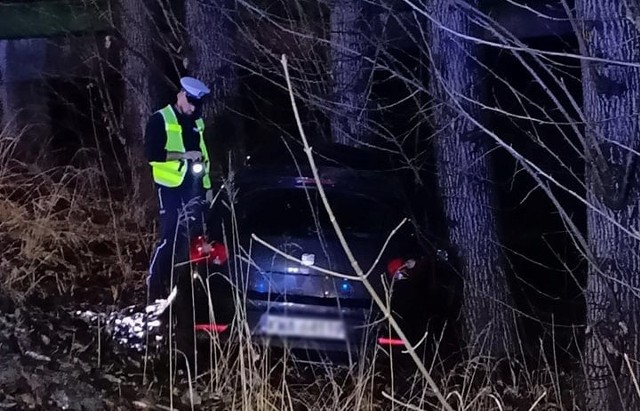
143 320 580 410
0 131 582 411
0 142 151 304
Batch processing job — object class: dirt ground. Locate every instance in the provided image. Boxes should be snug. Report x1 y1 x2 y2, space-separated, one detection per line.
0 171 227 410
0 290 245 410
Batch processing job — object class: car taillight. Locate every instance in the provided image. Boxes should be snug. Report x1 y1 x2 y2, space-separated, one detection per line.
386 258 416 280
189 236 228 265
386 258 405 277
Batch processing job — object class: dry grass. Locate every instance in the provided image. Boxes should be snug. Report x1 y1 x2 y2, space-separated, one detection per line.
0 169 580 410
0 129 151 304
145 309 579 410
0 103 580 411
0 173 577 409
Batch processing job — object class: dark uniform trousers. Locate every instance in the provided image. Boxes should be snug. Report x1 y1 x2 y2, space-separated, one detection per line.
147 173 206 303
146 172 206 374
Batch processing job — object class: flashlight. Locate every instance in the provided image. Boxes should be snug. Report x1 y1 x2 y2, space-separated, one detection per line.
191 161 204 175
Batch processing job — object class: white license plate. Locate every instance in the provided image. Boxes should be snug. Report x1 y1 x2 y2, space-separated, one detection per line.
259 315 347 340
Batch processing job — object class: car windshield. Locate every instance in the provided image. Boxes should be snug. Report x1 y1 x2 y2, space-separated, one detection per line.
237 188 400 237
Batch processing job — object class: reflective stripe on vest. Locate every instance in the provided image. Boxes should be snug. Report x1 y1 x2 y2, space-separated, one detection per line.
149 105 211 189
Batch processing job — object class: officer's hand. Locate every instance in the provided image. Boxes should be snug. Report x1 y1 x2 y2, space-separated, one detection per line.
206 189 214 204
183 151 202 161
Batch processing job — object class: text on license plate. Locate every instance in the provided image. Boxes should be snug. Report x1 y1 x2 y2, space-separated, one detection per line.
259 315 347 340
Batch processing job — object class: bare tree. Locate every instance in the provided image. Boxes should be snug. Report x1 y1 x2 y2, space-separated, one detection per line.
116 0 163 208
330 0 375 147
185 0 240 171
117 0 155 160
577 0 640 409
185 0 237 116
426 0 515 358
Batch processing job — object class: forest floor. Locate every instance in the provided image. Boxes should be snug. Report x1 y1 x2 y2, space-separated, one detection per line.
0 165 579 410
0 166 183 410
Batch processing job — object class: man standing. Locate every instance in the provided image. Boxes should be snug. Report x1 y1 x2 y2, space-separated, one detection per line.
144 76 212 303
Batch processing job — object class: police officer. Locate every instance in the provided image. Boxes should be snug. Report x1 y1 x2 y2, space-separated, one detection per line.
144 76 212 303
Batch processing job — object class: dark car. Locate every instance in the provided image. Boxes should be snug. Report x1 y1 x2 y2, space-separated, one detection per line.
190 144 453 358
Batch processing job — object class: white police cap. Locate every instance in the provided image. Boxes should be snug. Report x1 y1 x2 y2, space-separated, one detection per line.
180 76 210 99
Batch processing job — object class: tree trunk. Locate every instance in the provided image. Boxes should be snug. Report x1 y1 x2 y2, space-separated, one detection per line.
118 0 156 201
185 0 240 175
119 0 155 142
426 0 515 359
330 0 374 147
119 1 156 143
120 0 157 143
0 38 50 161
578 0 640 409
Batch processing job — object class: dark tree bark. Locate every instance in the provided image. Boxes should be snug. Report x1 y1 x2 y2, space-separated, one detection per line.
578 1 640 409
117 0 158 203
330 0 375 147
185 0 240 174
0 38 50 161
426 0 515 358
118 0 155 151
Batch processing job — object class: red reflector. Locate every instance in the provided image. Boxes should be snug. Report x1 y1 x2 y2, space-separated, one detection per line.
377 337 405 346
189 236 228 265
190 236 208 261
194 323 229 333
210 241 228 265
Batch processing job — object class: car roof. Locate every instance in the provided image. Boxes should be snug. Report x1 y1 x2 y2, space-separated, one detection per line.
234 164 406 205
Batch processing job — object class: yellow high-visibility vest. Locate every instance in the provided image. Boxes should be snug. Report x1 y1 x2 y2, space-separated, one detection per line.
149 105 211 189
